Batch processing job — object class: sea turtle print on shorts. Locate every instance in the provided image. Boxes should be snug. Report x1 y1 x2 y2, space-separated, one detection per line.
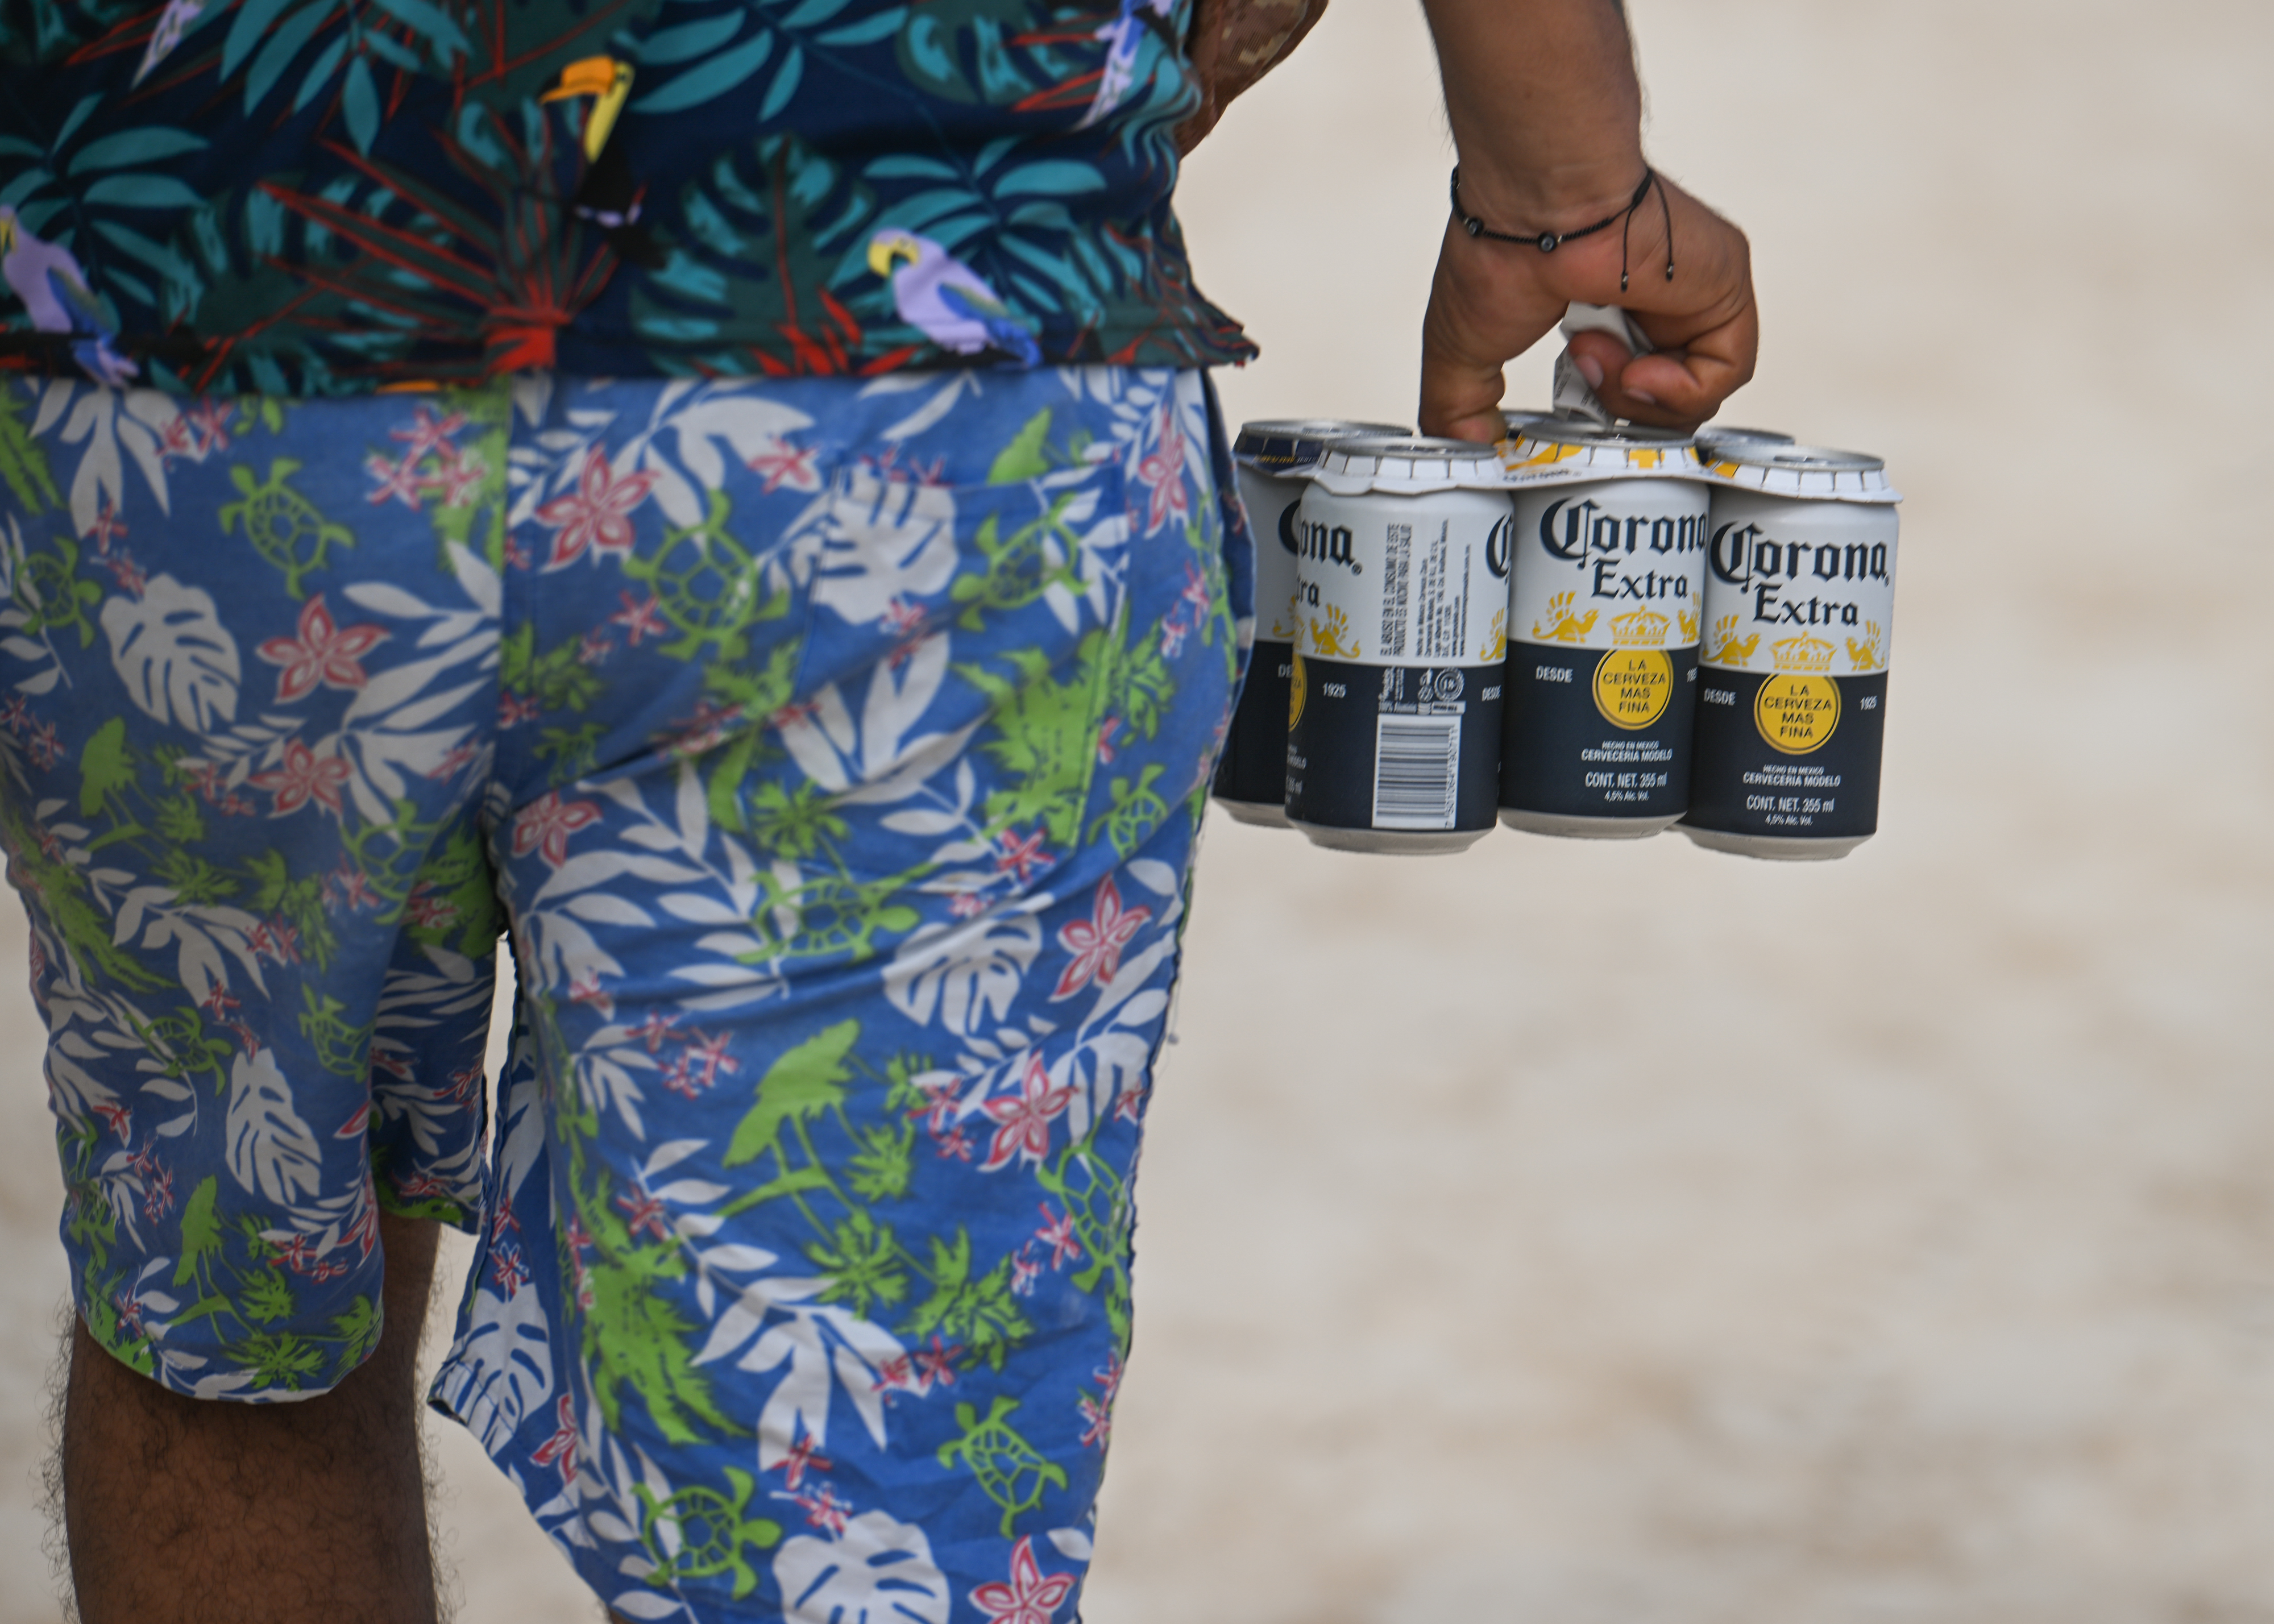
217 458 358 599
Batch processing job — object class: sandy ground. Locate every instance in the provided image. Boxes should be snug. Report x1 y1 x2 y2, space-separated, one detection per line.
1 1 2271 1618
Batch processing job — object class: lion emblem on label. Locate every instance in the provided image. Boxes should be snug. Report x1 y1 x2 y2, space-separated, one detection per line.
1271 587 1302 642
1532 590 1597 644
1705 614 1758 666
1308 604 1359 659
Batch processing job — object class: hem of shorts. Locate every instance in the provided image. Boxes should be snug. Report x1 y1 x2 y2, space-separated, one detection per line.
70 1286 364 1404
426 1357 513 1456
375 1186 482 1234
427 1359 690 1619
423 1363 600 1601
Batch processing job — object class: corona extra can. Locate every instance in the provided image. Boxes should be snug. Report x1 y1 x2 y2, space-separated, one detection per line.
1214 418 1409 827
1284 437 1513 854
1696 425 1795 456
1497 419 1711 837
1682 443 1901 860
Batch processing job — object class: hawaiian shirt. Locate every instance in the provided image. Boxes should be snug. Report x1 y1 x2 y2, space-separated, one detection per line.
0 0 1258 394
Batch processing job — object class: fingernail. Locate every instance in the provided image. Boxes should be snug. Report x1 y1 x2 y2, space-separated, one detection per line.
1576 355 1604 389
1627 387 1659 406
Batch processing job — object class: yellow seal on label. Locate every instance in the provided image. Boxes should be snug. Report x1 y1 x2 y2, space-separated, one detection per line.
1754 673 1840 754
1592 648 1672 730
1288 651 1306 729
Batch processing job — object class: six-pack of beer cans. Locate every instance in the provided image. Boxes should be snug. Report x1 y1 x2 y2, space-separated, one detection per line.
1212 413 1902 860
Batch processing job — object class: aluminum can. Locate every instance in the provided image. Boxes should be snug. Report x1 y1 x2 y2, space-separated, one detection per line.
1695 425 1795 458
1497 420 1711 838
1214 418 1409 828
1284 438 1513 854
1681 444 1902 860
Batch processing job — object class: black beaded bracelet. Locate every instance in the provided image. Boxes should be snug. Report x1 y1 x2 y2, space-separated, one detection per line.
1449 164 1674 292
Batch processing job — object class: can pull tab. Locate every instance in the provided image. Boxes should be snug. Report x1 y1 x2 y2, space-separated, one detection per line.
1550 302 1654 426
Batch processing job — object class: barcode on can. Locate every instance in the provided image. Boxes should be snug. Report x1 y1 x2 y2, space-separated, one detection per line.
1379 524 1412 657
1372 713 1460 829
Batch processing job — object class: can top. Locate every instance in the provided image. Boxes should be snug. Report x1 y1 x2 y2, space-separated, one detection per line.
1304 435 1512 496
1501 414 1708 486
1699 441 1902 504
1518 417 1696 450
1695 424 1796 453
1502 406 1555 433
1236 418 1410 471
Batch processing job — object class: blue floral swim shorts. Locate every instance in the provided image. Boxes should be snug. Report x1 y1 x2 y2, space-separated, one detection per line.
0 364 1249 1620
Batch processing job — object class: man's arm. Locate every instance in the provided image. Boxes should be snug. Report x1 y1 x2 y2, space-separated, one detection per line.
1175 0 1333 155
1416 0 1758 441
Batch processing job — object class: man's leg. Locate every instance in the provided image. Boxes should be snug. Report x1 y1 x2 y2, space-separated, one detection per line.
61 1212 442 1624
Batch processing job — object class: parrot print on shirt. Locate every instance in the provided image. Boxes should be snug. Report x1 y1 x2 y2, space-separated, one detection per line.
0 207 132 386
867 231 1044 368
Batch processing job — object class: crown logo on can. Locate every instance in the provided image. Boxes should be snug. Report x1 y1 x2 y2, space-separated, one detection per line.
1609 608 1670 646
1769 634 1836 672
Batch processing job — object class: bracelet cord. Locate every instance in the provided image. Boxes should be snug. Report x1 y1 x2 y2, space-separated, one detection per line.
1449 165 1674 292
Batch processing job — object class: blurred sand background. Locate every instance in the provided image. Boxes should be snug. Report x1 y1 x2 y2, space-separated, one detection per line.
2 0 2272 1618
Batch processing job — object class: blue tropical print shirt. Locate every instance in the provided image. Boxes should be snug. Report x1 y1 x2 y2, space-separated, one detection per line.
0 0 1256 394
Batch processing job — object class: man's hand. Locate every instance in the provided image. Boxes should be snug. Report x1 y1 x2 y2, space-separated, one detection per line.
1413 0 1758 443
1420 173 1758 442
